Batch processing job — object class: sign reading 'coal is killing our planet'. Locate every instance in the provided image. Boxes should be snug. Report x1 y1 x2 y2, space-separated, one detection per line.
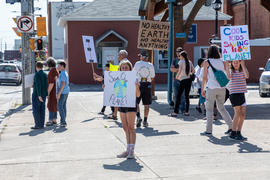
221 25 251 61
137 20 169 51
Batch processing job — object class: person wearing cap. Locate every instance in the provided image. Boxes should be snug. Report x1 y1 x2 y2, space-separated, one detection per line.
133 50 155 128
170 47 186 113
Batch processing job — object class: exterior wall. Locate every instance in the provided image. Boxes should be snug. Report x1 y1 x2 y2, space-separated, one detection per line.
67 21 140 84
247 46 270 82
48 2 86 59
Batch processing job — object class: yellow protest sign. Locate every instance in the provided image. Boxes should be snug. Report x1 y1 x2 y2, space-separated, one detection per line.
109 64 119 71
36 17 47 36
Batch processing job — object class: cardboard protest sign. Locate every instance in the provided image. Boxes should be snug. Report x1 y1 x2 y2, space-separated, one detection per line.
103 71 136 107
137 20 169 51
221 25 251 61
82 36 97 63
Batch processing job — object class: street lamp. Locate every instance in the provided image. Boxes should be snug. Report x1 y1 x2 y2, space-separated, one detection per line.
212 0 222 39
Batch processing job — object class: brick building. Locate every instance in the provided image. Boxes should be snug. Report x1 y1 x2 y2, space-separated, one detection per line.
58 0 231 84
223 0 270 82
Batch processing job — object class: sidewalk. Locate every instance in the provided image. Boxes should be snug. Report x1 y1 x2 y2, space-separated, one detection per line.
0 89 269 180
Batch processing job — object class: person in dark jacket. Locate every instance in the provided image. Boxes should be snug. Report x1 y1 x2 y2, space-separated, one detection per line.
31 62 48 129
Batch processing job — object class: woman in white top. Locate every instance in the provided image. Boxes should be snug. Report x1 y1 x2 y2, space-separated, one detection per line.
169 51 195 117
201 45 232 135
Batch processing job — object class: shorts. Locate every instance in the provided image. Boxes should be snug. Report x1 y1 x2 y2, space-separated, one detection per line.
136 82 152 105
118 107 137 113
229 93 246 107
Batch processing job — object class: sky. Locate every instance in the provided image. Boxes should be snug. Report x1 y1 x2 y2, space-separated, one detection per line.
0 0 93 51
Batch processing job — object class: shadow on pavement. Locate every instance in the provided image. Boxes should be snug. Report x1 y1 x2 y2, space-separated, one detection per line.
4 105 28 119
81 117 99 123
19 126 67 136
207 135 270 153
103 159 143 172
136 127 179 137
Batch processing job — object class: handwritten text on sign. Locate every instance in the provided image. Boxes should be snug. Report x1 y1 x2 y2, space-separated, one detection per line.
103 71 136 107
137 20 169 51
221 25 251 61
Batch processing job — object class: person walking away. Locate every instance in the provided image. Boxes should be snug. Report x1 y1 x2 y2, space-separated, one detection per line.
201 45 232 135
93 64 115 115
169 51 195 117
57 61 70 127
170 47 186 113
46 57 59 126
195 58 205 114
31 62 48 129
134 50 155 127
226 60 249 140
116 60 140 159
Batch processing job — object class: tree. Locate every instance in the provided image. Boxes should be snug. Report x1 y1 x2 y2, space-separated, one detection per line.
174 0 207 50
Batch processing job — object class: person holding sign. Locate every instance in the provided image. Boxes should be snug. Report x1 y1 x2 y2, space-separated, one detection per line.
201 45 232 135
134 50 155 128
225 60 249 141
116 60 140 159
93 64 115 115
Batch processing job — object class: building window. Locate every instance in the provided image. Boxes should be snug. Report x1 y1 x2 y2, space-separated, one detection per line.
231 0 245 5
158 51 168 70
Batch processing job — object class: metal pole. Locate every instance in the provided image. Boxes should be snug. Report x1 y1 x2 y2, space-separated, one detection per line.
21 0 34 105
167 2 174 104
215 10 218 38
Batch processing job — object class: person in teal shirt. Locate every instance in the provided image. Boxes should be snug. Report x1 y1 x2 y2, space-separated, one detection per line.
57 61 70 127
32 62 48 129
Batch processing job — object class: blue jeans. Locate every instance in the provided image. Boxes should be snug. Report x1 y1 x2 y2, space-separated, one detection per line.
173 80 185 112
49 111 57 121
58 94 68 124
32 94 46 128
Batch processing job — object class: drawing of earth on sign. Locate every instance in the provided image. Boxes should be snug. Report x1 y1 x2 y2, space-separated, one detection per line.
113 80 127 98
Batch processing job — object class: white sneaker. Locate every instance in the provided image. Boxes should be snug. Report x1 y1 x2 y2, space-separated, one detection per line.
116 151 128 158
127 151 135 159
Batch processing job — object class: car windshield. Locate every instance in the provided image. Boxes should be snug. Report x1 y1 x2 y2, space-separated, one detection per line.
0 65 17 72
265 61 270 71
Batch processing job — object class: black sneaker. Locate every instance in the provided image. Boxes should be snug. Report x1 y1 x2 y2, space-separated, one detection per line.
229 133 237 140
143 121 148 127
60 123 67 127
136 118 142 128
200 131 212 136
236 134 248 141
225 129 232 135
31 126 43 130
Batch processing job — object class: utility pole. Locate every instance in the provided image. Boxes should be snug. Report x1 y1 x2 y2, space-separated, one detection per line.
21 0 34 105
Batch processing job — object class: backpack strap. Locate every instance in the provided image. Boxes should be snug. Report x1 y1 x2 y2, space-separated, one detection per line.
207 60 217 73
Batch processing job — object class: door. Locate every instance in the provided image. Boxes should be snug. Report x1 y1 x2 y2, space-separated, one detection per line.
102 47 119 68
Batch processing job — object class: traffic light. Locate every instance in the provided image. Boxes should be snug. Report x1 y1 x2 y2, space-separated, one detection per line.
37 39 43 50
29 38 35 50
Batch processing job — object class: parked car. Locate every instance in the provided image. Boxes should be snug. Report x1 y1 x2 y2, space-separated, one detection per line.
259 59 270 97
0 63 22 86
